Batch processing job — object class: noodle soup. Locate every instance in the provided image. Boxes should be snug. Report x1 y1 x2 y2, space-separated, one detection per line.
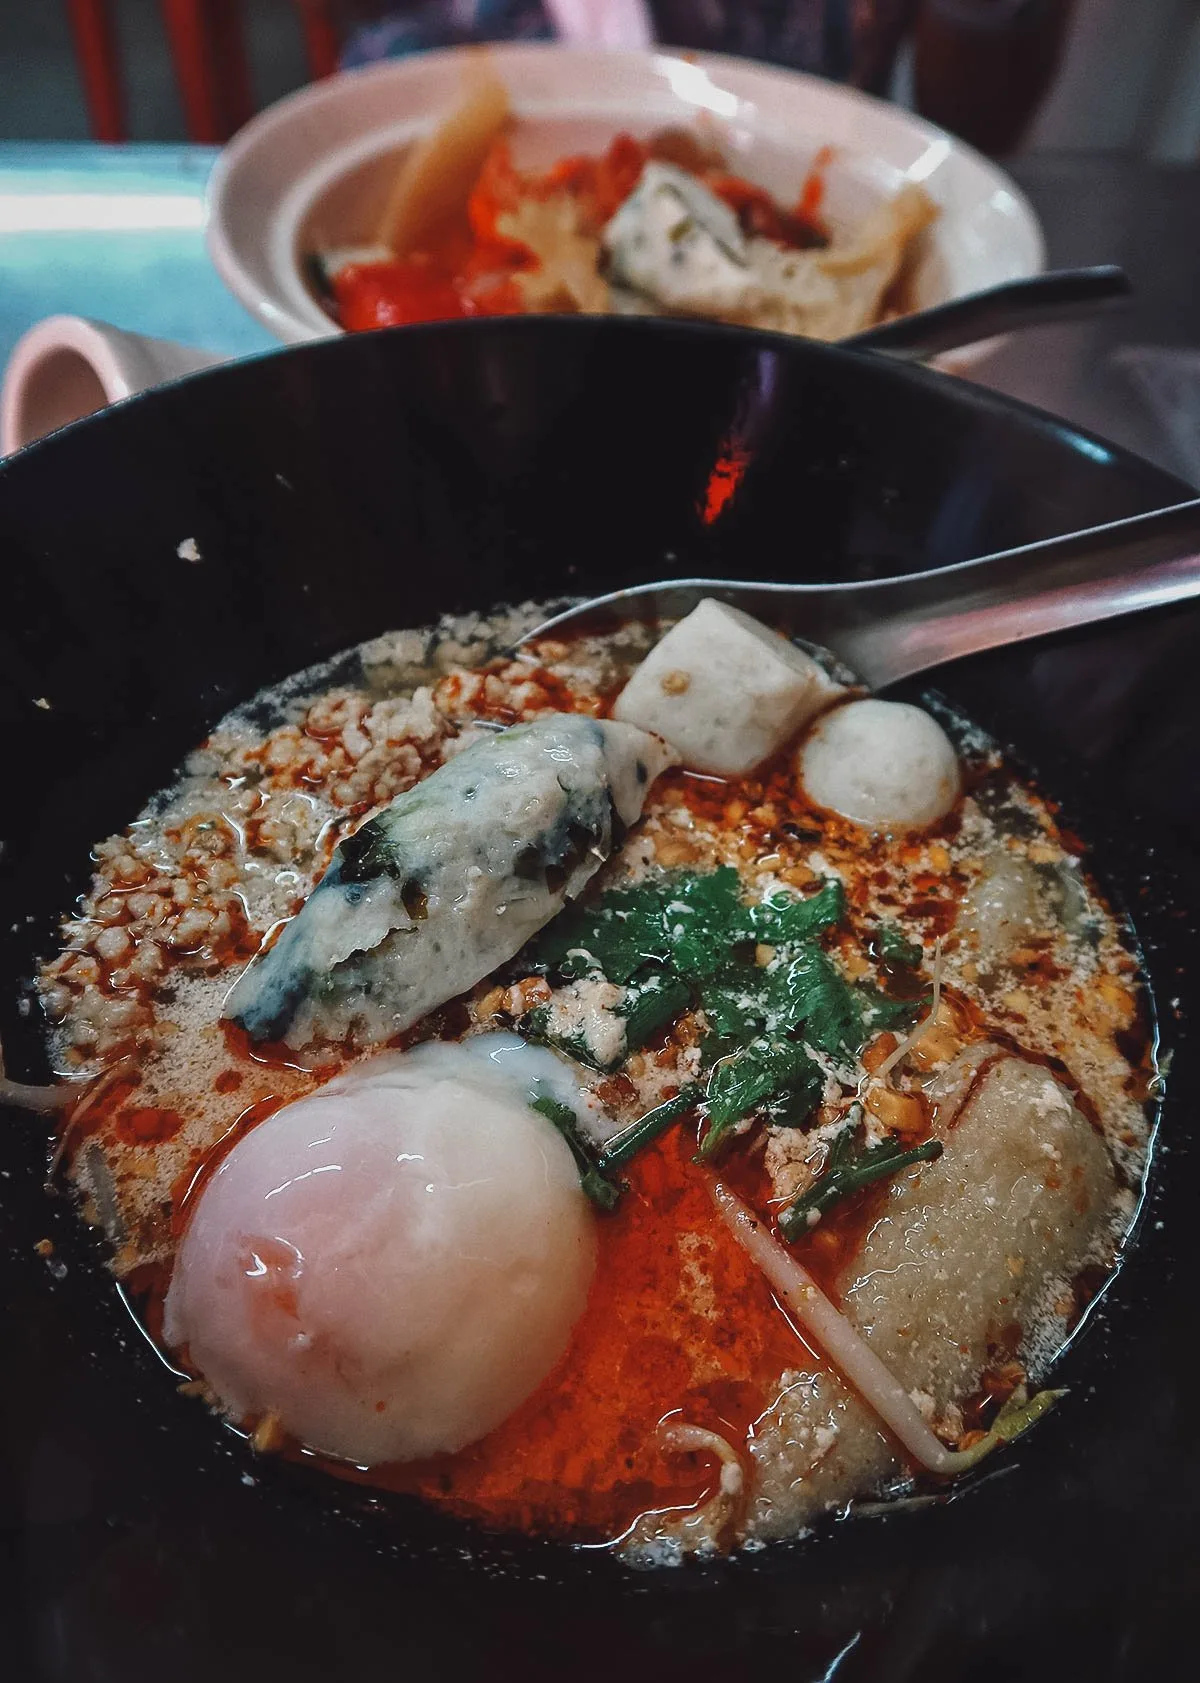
29 600 1153 1562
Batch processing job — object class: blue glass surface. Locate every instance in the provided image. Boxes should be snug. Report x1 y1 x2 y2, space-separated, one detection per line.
0 142 276 367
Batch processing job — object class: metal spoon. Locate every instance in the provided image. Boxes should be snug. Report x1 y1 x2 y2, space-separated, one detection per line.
844 265 1130 363
524 496 1200 689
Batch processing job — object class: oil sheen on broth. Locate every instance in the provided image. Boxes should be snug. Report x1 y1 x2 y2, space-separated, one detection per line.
34 599 1154 1563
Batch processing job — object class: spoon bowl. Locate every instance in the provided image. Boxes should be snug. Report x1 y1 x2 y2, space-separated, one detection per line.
525 496 1200 688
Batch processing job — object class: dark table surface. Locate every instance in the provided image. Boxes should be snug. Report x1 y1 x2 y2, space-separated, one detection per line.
979 152 1200 481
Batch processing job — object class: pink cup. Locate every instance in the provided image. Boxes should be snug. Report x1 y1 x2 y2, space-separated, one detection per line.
0 315 225 456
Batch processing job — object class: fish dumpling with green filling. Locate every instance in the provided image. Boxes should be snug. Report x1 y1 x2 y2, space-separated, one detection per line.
957 853 1044 973
602 164 751 315
224 714 677 1049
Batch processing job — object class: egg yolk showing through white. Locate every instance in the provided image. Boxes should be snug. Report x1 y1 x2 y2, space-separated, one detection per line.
162 1036 598 1466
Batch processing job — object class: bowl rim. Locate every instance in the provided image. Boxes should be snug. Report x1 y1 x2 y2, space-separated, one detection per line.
205 40 1046 352
4 313 1178 515
2 313 1171 502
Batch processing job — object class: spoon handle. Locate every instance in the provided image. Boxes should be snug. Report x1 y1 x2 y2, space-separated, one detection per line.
830 496 1200 688
846 266 1131 362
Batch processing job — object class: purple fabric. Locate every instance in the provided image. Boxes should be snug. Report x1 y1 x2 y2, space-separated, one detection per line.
340 1 920 92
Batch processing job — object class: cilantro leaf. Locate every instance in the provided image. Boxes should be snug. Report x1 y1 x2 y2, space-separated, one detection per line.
859 985 927 1035
521 1005 614 1073
750 877 845 946
529 1089 621 1211
874 921 923 968
617 973 692 1048
700 1037 823 1158
699 981 766 1050
518 868 881 1155
765 944 864 1061
527 879 674 984
661 867 754 981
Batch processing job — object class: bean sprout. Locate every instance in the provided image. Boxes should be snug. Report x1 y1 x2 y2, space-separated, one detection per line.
711 1178 1058 1475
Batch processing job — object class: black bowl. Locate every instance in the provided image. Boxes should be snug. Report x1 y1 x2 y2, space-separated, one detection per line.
3 318 1199 1683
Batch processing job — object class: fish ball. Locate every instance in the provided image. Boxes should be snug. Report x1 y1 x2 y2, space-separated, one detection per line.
798 698 960 831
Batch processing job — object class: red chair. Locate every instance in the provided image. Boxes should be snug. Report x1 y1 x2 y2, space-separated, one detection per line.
65 1 343 146
295 0 341 81
161 0 256 144
66 0 127 142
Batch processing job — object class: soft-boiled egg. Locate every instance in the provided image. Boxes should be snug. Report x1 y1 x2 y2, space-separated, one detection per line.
162 1035 599 1465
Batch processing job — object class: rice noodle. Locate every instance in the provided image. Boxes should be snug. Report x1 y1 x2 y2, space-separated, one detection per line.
710 1178 975 1475
657 1421 745 1536
876 937 943 1079
658 1420 744 1497
0 1036 77 1113
0 1076 76 1114
622 1420 745 1561
45 1056 139 1184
